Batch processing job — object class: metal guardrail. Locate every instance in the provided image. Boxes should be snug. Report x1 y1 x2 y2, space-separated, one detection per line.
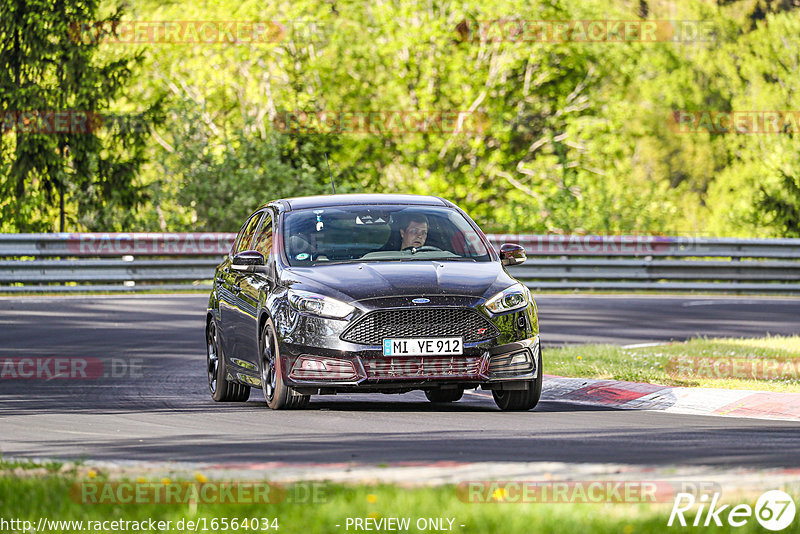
0 233 234 257
490 234 800 259
1 233 799 293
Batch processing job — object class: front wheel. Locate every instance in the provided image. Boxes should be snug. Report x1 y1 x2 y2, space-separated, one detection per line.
492 344 543 411
261 320 309 410
207 319 250 402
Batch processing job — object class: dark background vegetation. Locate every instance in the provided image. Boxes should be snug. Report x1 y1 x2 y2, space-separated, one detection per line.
1 0 799 235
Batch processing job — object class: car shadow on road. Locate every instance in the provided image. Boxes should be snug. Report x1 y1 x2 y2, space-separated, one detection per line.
240 392 620 413
8 426 800 468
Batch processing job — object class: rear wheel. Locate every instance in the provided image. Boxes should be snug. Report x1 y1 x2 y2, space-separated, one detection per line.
207 319 250 402
261 320 310 410
425 388 464 403
492 344 543 411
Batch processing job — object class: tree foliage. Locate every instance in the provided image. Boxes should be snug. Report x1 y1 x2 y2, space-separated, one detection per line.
0 0 165 231
1 0 799 236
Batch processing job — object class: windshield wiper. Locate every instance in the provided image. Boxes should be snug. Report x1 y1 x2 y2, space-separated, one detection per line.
401 256 477 262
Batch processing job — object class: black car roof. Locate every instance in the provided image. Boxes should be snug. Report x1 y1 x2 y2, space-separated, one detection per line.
269 194 451 212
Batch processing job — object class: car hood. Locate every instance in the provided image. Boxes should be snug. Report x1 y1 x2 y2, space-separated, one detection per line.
281 261 516 303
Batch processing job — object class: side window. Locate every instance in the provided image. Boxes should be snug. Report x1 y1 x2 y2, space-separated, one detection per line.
253 212 273 257
234 212 263 254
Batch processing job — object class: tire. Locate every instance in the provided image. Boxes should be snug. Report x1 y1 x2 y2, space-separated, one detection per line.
207 319 250 402
492 344 543 411
260 320 310 410
425 388 464 403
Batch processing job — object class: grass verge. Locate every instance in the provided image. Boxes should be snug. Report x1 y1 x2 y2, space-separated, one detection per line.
1 473 798 534
546 335 800 392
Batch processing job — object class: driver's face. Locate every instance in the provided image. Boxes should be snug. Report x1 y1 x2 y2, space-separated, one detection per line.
400 221 428 249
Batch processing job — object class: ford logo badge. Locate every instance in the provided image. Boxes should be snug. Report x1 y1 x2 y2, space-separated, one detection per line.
411 298 430 304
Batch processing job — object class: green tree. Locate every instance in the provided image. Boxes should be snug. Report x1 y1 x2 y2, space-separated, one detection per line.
12 0 794 236
154 96 341 231
0 0 162 232
756 169 800 237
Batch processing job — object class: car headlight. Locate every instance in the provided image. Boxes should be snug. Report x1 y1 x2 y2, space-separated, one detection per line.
485 283 529 313
288 289 355 319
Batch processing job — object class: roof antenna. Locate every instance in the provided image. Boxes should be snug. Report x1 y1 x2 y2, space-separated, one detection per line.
325 153 336 194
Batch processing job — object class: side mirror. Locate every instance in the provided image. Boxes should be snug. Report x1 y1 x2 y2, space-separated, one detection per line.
231 250 265 272
499 243 526 267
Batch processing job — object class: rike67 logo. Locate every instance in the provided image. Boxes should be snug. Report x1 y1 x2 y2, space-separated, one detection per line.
668 490 796 531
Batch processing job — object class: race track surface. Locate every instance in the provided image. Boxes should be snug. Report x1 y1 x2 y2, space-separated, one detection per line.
1 294 799 467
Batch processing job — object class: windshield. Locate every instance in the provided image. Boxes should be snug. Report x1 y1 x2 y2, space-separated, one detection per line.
281 205 492 266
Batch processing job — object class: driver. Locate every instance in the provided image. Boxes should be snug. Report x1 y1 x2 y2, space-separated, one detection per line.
399 214 428 250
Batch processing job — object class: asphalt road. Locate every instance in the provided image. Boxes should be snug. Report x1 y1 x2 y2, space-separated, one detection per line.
1 294 799 467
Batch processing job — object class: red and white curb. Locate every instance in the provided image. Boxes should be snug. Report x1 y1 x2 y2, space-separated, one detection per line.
541 376 800 422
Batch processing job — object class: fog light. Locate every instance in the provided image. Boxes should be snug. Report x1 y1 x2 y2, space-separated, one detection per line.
290 356 358 380
489 348 534 377
299 359 327 371
510 351 530 365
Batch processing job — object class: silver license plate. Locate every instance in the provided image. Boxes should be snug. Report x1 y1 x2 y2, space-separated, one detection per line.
382 337 463 356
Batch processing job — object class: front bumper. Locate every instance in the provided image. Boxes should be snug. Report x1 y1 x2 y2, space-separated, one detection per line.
271 296 539 390
280 335 540 388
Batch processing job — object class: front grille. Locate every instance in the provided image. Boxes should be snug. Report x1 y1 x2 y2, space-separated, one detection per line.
363 356 483 379
340 307 499 345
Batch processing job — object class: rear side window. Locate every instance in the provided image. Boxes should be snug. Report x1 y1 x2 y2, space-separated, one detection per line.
252 212 273 256
234 211 263 254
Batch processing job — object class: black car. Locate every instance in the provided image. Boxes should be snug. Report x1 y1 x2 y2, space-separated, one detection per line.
206 194 541 411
